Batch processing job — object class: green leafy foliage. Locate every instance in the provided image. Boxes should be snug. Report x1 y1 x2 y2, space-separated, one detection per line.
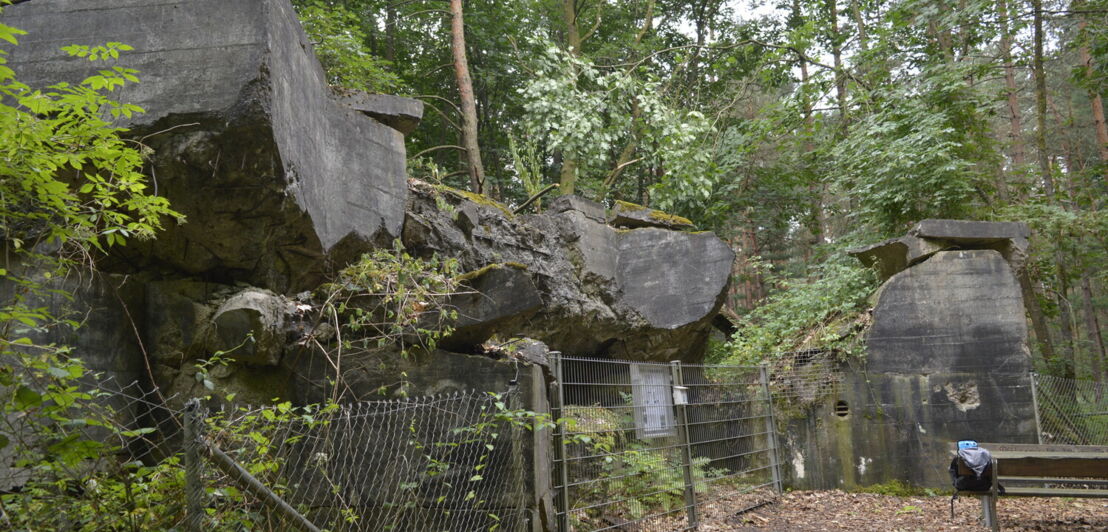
828 63 994 235
294 1 405 94
725 259 877 364
564 403 730 526
311 240 465 398
0 21 182 530
518 37 715 201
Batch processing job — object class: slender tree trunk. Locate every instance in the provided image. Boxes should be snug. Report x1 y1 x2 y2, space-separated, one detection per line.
636 0 655 45
829 0 848 132
793 0 826 248
1055 260 1077 377
851 0 867 51
597 4 656 200
733 214 766 310
449 0 485 193
1077 6 1108 180
385 4 396 63
1081 274 1107 381
1032 0 1054 196
1021 271 1058 363
559 0 582 195
997 0 1022 202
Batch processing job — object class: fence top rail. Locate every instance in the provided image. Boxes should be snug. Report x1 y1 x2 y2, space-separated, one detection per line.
551 354 761 371
214 387 512 423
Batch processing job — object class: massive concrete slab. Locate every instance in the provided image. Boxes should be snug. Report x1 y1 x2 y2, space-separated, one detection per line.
2 0 411 292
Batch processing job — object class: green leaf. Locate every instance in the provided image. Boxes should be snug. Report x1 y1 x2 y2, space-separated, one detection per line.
14 386 43 409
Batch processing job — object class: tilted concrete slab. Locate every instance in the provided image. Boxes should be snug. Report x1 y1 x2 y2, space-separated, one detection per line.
3 0 410 292
913 219 1030 241
849 219 1031 280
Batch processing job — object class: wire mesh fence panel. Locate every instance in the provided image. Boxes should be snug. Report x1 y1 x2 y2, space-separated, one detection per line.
681 363 780 515
1033 373 1108 445
2 375 530 532
764 350 841 404
198 390 530 532
0 376 193 530
552 356 780 532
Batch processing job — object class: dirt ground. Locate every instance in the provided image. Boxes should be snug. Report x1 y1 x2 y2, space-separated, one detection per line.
697 490 1108 531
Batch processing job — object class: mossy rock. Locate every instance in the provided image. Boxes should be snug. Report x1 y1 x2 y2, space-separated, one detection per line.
433 184 514 218
609 200 695 230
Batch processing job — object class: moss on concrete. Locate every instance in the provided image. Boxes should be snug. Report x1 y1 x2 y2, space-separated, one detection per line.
614 199 693 228
614 199 647 212
434 184 514 218
648 209 693 227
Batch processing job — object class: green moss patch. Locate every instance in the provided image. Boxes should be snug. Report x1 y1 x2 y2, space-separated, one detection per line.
434 184 514 218
648 209 693 227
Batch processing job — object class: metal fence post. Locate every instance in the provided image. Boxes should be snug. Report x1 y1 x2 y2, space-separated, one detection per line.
1029 372 1043 444
553 354 571 532
183 398 205 532
758 365 783 495
670 361 699 530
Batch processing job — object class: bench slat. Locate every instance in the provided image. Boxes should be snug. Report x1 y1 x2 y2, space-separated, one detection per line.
1000 487 1108 498
978 442 1108 454
996 455 1108 478
999 476 1108 485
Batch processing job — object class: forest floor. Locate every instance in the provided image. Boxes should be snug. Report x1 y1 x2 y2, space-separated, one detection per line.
691 490 1108 531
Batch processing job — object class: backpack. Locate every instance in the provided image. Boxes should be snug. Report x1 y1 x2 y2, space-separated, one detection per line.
948 441 1004 518
949 446 995 491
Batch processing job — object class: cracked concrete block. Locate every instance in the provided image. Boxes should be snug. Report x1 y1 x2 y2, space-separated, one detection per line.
3 0 411 293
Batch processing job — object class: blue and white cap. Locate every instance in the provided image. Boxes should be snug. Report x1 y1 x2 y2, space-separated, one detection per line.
957 440 978 450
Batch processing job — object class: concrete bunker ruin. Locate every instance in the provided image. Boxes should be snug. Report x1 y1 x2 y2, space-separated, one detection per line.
784 219 1038 489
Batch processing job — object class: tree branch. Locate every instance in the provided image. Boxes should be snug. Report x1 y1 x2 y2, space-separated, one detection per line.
513 183 560 214
410 145 467 160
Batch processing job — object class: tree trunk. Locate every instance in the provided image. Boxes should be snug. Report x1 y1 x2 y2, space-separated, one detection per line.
1081 274 1107 381
829 0 848 133
449 0 485 193
1020 270 1058 363
385 4 396 63
559 0 582 195
997 0 1021 202
1077 5 1108 180
795 0 826 247
850 0 867 51
1056 262 1077 378
1032 0 1054 197
597 4 657 200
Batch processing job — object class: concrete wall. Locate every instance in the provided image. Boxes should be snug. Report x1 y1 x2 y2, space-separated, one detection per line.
785 248 1038 489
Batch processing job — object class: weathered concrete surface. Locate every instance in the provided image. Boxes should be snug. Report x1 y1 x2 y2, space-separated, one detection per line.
913 219 1030 241
0 268 147 491
786 233 1037 490
608 200 696 230
548 195 607 224
3 0 409 293
402 182 735 361
335 91 424 134
617 229 734 330
0 267 146 384
868 250 1031 374
848 219 1031 281
203 288 296 367
440 264 544 351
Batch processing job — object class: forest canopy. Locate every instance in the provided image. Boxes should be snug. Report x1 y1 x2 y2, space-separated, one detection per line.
297 0 1106 377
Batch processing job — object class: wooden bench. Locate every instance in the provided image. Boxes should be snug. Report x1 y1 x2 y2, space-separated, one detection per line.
952 442 1108 531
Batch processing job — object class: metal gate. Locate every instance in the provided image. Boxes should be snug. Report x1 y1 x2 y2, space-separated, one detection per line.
551 356 782 531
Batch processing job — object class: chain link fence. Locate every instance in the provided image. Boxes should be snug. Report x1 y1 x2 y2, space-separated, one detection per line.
1032 372 1108 445
551 356 781 532
2 377 531 531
